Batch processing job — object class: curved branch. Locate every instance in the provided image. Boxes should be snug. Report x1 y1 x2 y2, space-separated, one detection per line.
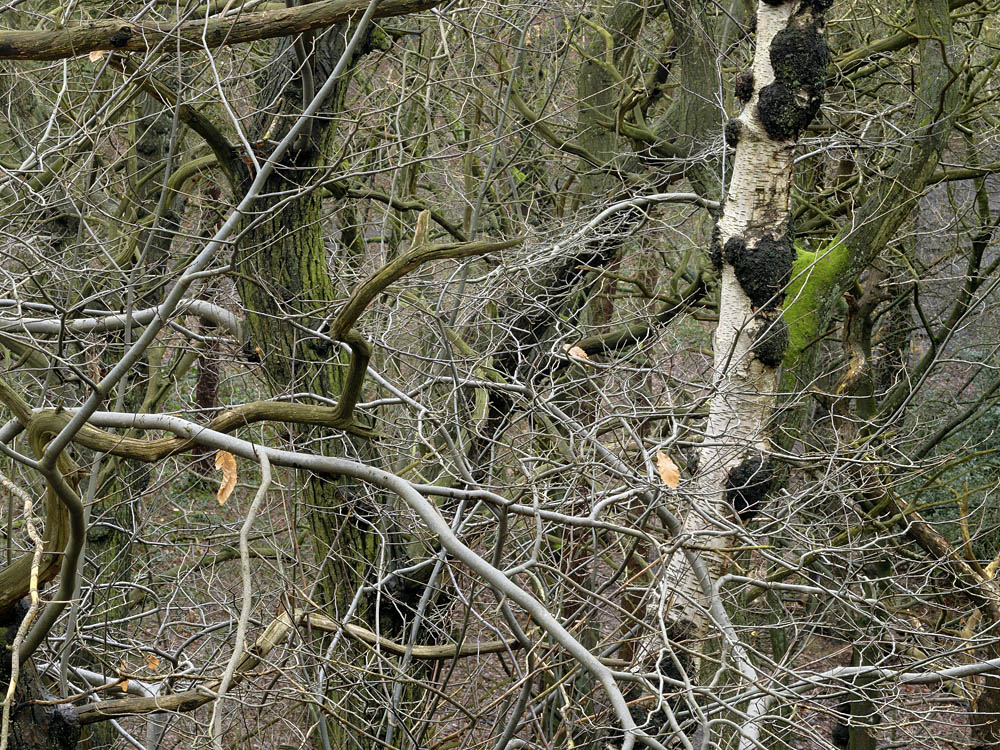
210 450 271 750
832 0 978 75
330 236 524 338
24 399 375 463
31 409 662 750
307 612 631 664
330 330 371 423
14 455 85 664
314 615 521 660
320 235 521 426
0 419 82 650
115 59 243 187
335 184 468 241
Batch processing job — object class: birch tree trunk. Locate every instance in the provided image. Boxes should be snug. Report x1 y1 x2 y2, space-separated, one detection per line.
655 0 831 640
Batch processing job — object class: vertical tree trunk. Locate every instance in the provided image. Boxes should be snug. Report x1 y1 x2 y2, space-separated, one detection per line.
80 96 180 750
234 28 420 748
972 639 1000 750
657 0 829 640
640 19 834 746
0 600 80 750
194 306 220 473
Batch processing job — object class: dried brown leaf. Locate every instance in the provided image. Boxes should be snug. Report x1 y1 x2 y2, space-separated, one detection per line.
215 450 238 505
656 451 680 489
89 49 106 62
146 654 160 673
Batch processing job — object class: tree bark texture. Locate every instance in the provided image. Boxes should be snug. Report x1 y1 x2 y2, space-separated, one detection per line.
656 0 830 638
0 600 80 750
233 27 418 748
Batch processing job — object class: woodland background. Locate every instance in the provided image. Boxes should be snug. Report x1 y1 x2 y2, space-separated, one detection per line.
0 1 999 749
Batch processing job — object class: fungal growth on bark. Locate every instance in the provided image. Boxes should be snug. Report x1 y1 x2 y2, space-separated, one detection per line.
108 26 133 47
769 19 829 92
725 454 775 521
709 224 724 270
734 70 754 103
655 0 838 668
757 82 812 140
724 118 743 149
728 232 795 310
722 236 746 267
750 311 790 367
756 11 830 141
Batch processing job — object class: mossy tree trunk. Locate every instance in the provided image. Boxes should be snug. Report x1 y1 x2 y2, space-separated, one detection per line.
234 27 418 748
781 0 959 390
771 5 962 739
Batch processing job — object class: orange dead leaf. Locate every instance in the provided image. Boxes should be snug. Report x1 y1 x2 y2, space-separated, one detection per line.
564 345 591 363
146 654 160 673
119 679 129 693
215 450 238 505
89 49 106 62
656 451 680 489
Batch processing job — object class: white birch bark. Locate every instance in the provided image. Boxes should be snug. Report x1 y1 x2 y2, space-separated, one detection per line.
652 0 824 640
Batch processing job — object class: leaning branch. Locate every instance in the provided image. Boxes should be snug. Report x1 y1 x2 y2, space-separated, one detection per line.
330 234 524 337
114 58 244 187
0 0 443 61
337 184 469 241
76 609 300 725
833 0 978 75
75 608 575 725
0 299 242 339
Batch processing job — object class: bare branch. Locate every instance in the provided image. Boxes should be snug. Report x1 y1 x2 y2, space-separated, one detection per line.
0 0 443 61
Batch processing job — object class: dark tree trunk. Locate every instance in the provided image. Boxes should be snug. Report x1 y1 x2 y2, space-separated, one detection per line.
0 600 80 750
234 27 421 748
